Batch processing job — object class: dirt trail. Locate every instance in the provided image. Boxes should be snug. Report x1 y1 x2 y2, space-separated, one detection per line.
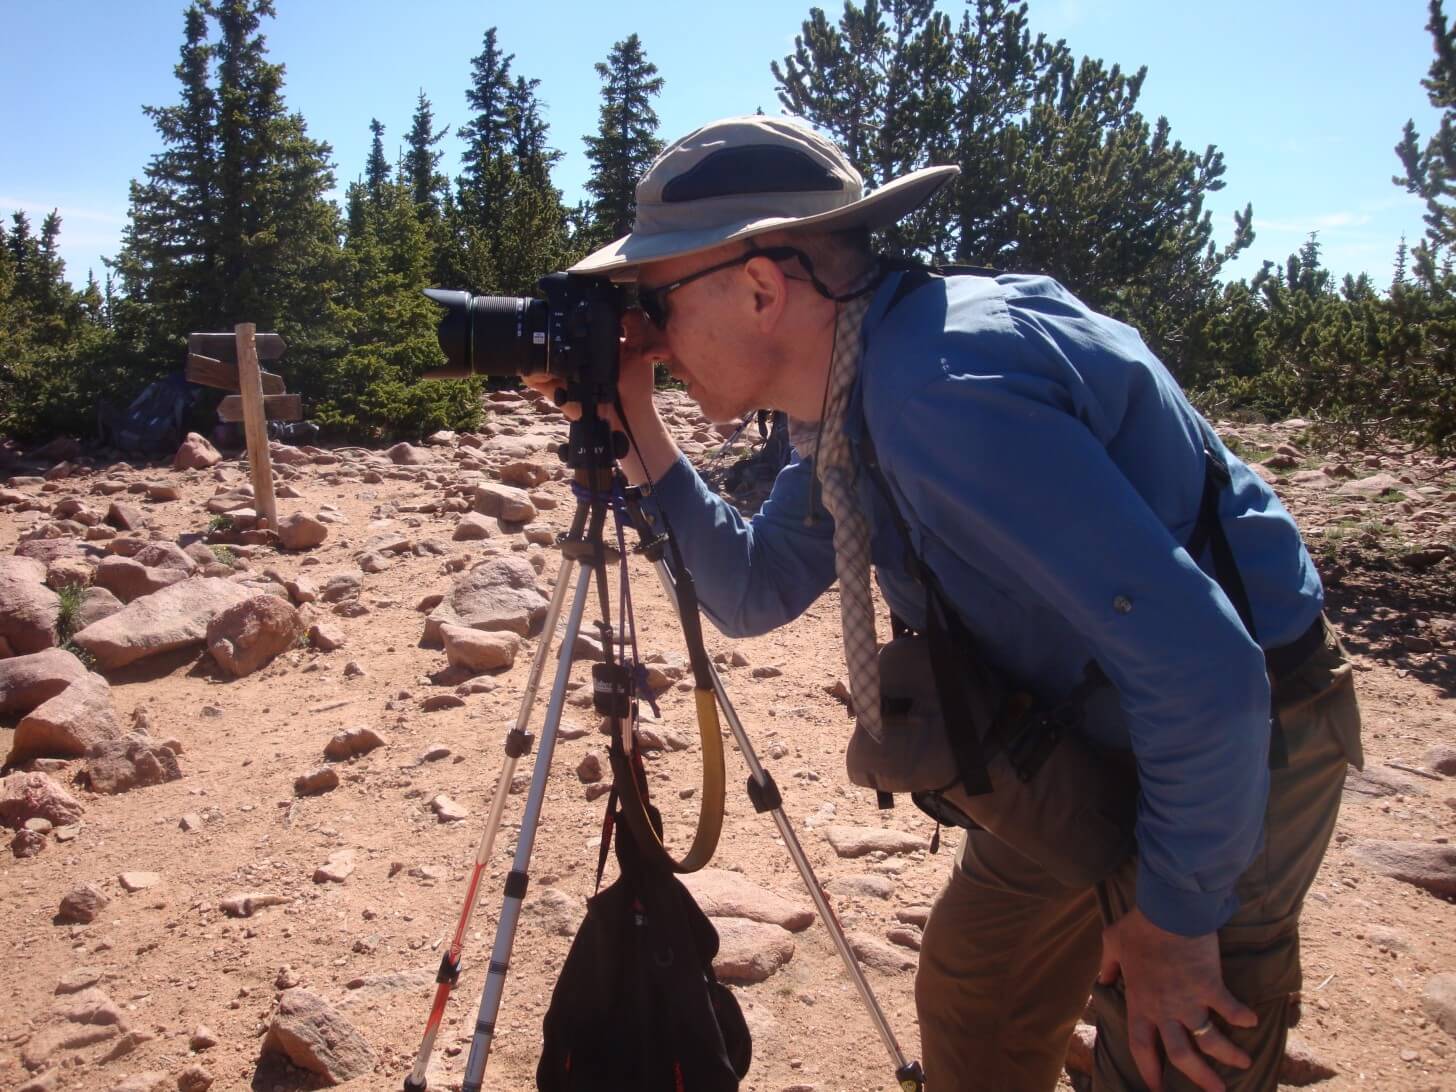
1 399 1453 1091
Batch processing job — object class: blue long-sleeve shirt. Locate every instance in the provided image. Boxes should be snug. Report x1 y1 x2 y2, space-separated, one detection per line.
640 270 1324 936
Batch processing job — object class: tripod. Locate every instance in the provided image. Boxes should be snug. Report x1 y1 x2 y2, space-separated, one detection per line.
404 412 925 1092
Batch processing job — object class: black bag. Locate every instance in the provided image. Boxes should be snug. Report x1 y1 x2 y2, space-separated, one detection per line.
536 809 751 1091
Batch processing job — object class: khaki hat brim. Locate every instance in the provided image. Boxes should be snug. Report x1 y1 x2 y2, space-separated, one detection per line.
568 165 959 281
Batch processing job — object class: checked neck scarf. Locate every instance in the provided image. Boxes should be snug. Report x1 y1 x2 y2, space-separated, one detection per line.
810 284 883 742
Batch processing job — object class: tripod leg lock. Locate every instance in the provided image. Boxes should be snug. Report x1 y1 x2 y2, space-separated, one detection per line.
504 729 534 759
503 869 529 900
435 952 461 986
746 771 782 814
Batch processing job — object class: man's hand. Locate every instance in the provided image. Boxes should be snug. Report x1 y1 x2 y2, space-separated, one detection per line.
521 308 679 483
522 308 665 428
1099 907 1257 1092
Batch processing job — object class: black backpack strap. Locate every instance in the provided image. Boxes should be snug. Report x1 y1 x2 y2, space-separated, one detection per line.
881 259 1001 317
1185 419 1289 769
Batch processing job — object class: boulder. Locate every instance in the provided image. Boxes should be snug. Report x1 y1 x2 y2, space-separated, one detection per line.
92 555 189 603
0 648 89 715
205 594 303 677
440 623 522 673
8 673 123 765
57 882 110 924
260 988 377 1084
0 555 60 654
1279 1030 1339 1084
277 512 328 551
323 726 385 760
72 578 252 670
847 930 916 972
132 542 196 572
499 460 552 488
1349 840 1456 897
44 556 94 590
680 869 815 931
452 512 494 541
75 586 124 630
104 501 146 531
471 483 537 523
423 555 549 645
386 442 430 465
823 825 930 859
1335 473 1405 498
77 738 183 794
174 432 221 470
1423 973 1456 1040
0 771 85 829
710 917 795 984
295 766 340 796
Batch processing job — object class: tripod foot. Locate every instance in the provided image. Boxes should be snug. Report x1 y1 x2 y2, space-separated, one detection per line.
897 1060 925 1091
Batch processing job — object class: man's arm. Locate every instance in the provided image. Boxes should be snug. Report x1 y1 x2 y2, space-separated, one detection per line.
883 373 1271 932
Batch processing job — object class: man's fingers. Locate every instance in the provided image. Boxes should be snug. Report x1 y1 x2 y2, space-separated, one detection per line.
1128 1016 1165 1092
1097 948 1121 986
1159 1021 1225 1092
1192 1023 1252 1071
1209 986 1258 1029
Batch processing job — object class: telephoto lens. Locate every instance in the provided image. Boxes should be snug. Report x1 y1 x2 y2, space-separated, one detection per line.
422 289 550 378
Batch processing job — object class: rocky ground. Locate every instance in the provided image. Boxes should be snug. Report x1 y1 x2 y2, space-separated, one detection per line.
0 392 1453 1092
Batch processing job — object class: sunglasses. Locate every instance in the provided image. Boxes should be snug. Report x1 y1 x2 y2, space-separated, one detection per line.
635 245 811 330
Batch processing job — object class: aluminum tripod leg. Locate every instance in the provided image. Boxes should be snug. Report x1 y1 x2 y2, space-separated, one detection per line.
402 557 577 1091
459 561 595 1092
648 560 925 1092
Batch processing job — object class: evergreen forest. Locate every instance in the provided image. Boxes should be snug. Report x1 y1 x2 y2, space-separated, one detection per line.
3 0 1453 453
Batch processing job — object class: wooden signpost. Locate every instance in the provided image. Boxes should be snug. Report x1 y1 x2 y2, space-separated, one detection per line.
186 325 298 531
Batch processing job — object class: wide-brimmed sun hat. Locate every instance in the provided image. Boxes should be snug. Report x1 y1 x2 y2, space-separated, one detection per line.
569 114 959 281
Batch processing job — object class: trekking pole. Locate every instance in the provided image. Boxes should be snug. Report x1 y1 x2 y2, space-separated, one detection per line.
402 501 585 1091
629 493 925 1092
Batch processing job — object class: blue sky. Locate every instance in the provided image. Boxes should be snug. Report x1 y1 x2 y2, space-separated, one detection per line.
0 0 1443 291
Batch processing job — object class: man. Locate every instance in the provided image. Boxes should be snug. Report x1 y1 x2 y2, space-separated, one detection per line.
537 115 1362 1091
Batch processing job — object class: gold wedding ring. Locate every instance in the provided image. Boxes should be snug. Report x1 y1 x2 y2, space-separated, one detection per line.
1190 1017 1216 1039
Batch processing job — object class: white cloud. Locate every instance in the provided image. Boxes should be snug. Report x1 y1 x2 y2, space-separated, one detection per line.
1253 210 1373 233
0 195 127 225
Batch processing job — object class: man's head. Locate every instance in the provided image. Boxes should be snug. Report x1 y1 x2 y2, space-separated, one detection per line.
570 116 958 421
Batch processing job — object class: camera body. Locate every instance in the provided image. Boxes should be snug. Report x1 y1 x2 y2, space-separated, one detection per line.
424 273 626 470
424 273 623 387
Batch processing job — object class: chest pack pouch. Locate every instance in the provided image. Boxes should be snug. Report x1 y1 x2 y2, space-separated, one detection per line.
843 263 1269 889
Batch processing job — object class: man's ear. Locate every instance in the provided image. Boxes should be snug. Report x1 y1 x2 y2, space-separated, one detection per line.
742 255 789 333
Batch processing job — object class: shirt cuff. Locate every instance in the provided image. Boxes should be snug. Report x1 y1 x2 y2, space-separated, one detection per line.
1135 860 1240 937
638 452 699 524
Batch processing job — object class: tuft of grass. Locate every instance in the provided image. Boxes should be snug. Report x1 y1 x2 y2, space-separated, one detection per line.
207 513 234 533
55 583 85 645
208 544 237 566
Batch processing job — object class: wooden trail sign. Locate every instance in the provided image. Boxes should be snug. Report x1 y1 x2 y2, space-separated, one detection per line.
185 324 295 530
185 353 286 395
216 393 302 423
187 331 288 363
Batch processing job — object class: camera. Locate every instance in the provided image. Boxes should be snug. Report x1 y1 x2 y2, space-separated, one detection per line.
424 272 628 470
423 273 624 385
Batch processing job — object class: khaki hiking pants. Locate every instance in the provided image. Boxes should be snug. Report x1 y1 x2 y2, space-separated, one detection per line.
914 619 1363 1092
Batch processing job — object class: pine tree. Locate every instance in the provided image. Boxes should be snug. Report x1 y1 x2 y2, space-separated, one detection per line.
583 34 664 245
1397 0 1456 277
403 90 450 219
209 0 340 332
365 117 391 200
448 27 572 294
773 0 1252 377
110 2 217 351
